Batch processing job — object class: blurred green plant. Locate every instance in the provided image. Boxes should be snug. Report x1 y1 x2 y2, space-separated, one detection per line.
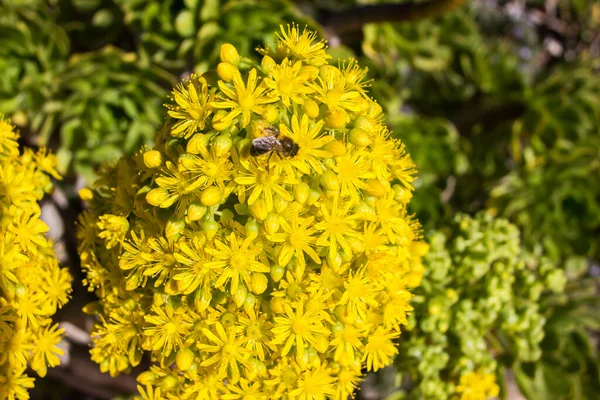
44 47 174 180
385 213 565 400
0 1 174 180
0 2 69 131
362 5 600 265
0 0 315 180
361 7 527 228
115 0 316 72
514 259 600 400
490 62 600 262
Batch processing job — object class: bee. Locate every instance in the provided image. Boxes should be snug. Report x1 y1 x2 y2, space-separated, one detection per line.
250 125 299 158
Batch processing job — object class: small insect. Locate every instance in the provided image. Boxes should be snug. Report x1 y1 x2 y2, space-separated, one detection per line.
250 125 299 158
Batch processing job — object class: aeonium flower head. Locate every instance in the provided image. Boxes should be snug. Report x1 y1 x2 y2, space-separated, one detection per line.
79 25 427 399
0 115 72 398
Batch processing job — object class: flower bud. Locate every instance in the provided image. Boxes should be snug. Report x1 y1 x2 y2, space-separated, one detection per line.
299 65 319 81
194 288 212 312
146 188 171 207
247 358 267 380
166 217 185 240
325 110 348 129
234 202 250 215
261 55 276 75
202 220 219 239
78 188 93 201
125 273 143 291
244 293 257 315
349 128 371 147
264 213 280 235
187 134 210 155
200 186 222 206
250 198 269 221
327 250 342 270
217 62 238 82
176 348 195 371
14 284 26 299
302 99 320 119
252 120 271 138
319 64 338 80
335 304 355 325
353 202 375 219
320 171 340 192
186 362 199 380
123 298 137 312
143 150 163 168
364 179 390 197
234 284 247 307
306 347 320 368
245 218 260 238
153 292 166 307
220 311 237 328
270 264 285 282
187 202 207 221
353 116 374 132
161 375 178 391
324 139 345 157
272 194 289 213
347 237 365 254
367 100 383 116
250 273 268 295
220 208 234 223
293 182 310 204
213 135 233 157
270 297 285 313
306 188 322 205
262 105 279 124
137 371 157 385
393 184 412 204
237 138 252 158
219 43 240 65
313 335 329 353
212 110 233 131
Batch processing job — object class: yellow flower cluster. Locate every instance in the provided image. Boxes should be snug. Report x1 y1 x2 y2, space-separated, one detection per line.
0 116 72 399
78 25 427 399
454 370 500 400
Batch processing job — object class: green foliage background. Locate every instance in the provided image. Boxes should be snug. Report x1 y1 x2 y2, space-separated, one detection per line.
1 0 599 399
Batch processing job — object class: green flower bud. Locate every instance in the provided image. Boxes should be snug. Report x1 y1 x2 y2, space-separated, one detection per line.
349 128 371 147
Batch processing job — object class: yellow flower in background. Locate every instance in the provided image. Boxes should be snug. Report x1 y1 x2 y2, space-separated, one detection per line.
455 370 500 400
0 115 72 398
79 26 426 399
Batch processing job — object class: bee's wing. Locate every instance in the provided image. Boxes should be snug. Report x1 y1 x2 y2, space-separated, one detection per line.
264 125 281 136
252 136 282 152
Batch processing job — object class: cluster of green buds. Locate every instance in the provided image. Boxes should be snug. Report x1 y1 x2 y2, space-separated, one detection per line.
0 116 72 399
391 213 566 400
77 26 427 399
